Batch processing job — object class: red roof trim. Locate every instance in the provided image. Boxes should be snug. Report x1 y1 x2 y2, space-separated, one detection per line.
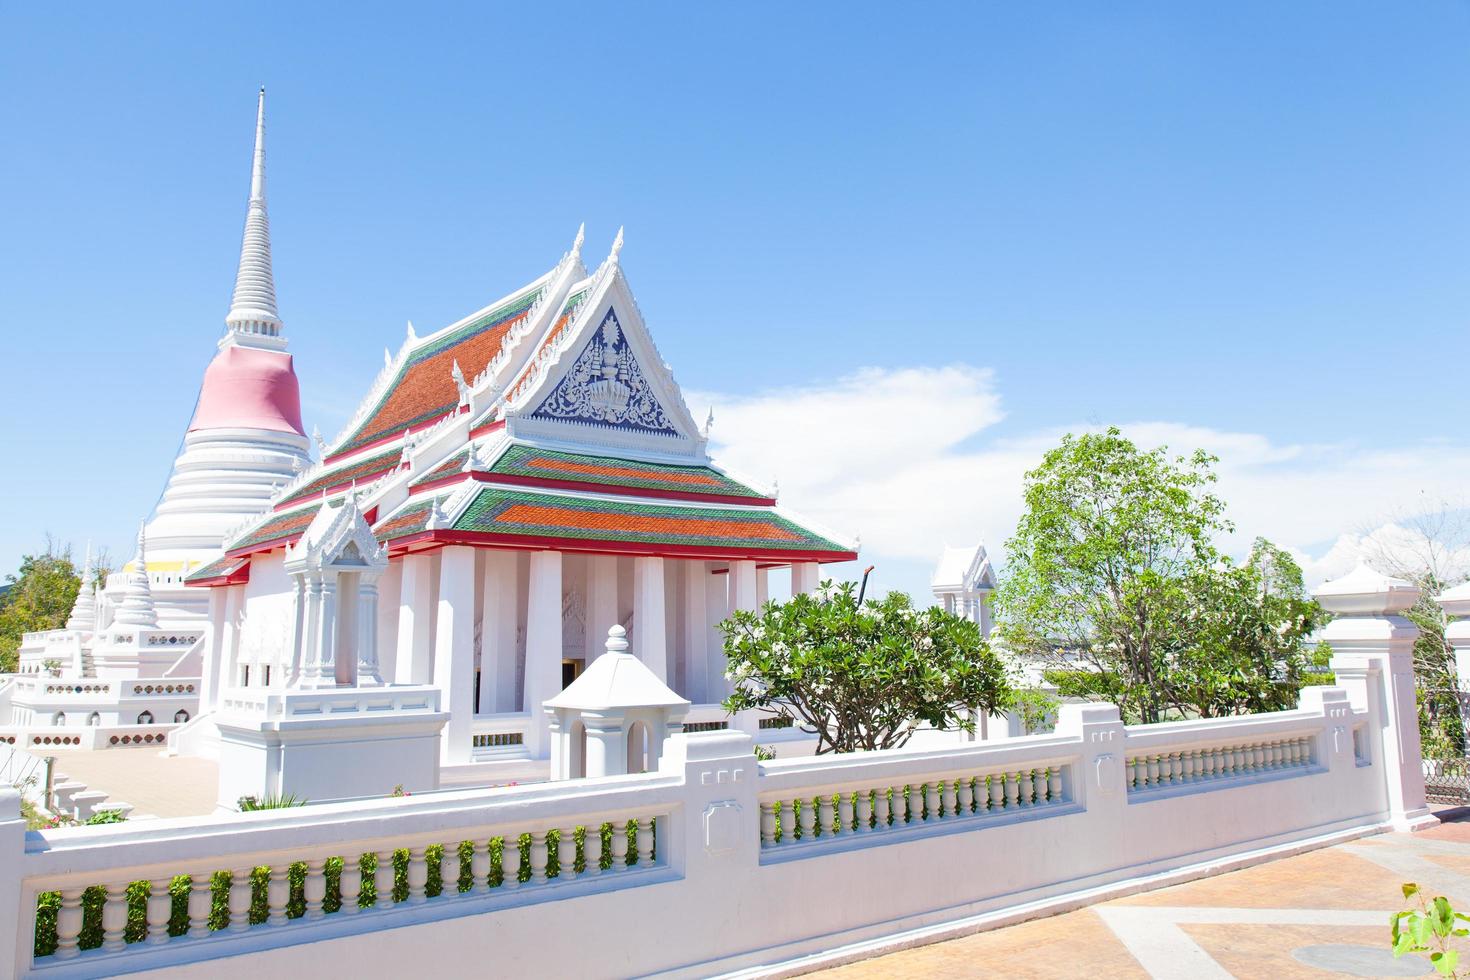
184 563 252 589
225 536 301 560
469 418 507 439
407 471 776 507
386 528 857 564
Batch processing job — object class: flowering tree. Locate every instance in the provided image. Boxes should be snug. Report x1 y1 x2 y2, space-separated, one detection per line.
719 581 1013 754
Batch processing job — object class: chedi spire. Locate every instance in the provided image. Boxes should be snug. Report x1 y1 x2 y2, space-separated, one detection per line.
65 543 97 633
224 87 284 347
114 523 158 628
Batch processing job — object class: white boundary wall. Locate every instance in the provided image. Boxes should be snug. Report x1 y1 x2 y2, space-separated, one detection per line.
0 641 1429 980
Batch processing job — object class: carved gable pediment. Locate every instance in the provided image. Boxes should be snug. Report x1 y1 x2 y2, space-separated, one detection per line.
531 310 677 435
285 498 388 575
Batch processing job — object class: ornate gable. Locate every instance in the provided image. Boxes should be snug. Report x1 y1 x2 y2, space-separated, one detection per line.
531 309 678 435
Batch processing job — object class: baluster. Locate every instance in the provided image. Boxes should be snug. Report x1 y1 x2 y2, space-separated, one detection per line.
407 847 432 900
908 784 924 822
857 789 874 831
185 874 211 936
817 796 835 836
609 824 629 872
924 783 940 820
373 852 395 904
799 798 817 839
1272 741 1285 769
558 827 578 880
876 787 893 828
54 887 86 959
1168 753 1182 784
146 877 172 945
942 779 958 818
1181 751 1197 782
957 776 974 815
503 836 525 885
1049 769 1064 803
1237 745 1250 773
1146 755 1160 787
1004 772 1020 809
528 833 549 883
304 860 328 918
267 865 291 924
470 841 492 891
1252 744 1266 771
839 793 855 833
760 802 777 847
1294 738 1307 766
591 823 610 876
229 867 254 929
340 857 363 912
891 785 909 825
1202 749 1216 779
1032 769 1048 804
101 882 128 951
989 773 1005 811
636 818 654 865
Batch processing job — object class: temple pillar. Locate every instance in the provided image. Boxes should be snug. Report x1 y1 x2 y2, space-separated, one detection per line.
682 562 709 703
219 585 244 694
730 561 760 734
756 567 770 607
705 568 731 702
633 556 667 682
395 553 433 685
201 588 227 711
357 579 382 685
585 717 626 777
524 550 563 757
791 562 819 596
375 560 402 682
434 546 476 765
586 554 619 646
479 550 518 714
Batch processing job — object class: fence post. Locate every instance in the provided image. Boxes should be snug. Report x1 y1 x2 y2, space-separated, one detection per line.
658 730 758 884
1316 564 1436 832
1054 702 1127 813
0 786 25 980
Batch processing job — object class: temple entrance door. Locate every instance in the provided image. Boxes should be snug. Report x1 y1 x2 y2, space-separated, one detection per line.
561 658 584 690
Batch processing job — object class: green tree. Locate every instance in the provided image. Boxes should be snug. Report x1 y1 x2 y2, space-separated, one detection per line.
720 581 1013 754
995 427 1230 724
0 545 84 673
1167 539 1326 718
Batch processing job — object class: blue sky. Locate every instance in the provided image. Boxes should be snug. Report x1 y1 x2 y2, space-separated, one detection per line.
2 3 1468 598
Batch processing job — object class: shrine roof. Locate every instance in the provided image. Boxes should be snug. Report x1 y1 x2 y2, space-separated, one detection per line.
489 445 765 501
329 285 545 458
183 554 250 586
379 486 854 560
225 503 323 554
275 448 402 509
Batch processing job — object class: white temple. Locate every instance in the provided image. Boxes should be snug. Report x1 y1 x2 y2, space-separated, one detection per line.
931 543 996 638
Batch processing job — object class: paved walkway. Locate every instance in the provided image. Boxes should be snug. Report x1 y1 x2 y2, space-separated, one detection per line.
51 749 219 818
817 811 1470 979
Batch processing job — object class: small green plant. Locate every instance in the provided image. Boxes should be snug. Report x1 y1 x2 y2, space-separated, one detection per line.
84 809 127 825
753 745 776 762
237 793 306 811
1393 883 1470 977
41 658 62 676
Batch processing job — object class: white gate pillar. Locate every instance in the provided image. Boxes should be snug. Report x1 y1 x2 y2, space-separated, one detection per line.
524 550 563 757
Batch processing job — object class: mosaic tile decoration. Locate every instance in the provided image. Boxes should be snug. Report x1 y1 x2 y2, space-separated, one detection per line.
333 286 544 456
451 488 847 553
184 554 248 584
277 448 402 507
488 445 763 499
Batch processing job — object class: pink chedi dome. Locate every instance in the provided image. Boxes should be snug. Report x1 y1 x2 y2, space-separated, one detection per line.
189 344 305 435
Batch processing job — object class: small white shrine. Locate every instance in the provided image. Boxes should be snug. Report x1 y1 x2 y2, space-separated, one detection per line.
931 543 997 638
546 625 691 780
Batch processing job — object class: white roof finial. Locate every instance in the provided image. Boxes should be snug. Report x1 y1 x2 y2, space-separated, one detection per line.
114 521 158 628
65 542 97 633
572 222 586 256
609 226 625 267
223 87 284 347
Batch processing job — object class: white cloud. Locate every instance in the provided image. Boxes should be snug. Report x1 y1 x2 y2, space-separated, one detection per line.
696 365 1470 598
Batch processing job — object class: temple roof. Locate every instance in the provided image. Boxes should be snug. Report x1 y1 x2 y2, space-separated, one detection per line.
330 286 545 457
184 554 250 586
275 447 402 509
378 485 853 560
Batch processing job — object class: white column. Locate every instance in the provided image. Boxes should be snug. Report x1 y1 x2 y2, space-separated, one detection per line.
730 561 758 613
375 560 402 683
977 589 994 639
633 556 667 683
729 561 759 734
301 577 338 689
681 562 709 703
395 553 433 685
479 551 518 714
791 562 819 596
200 588 226 711
434 547 476 765
586 555 620 648
1317 566 1433 832
706 568 731 702
357 579 382 686
524 550 563 757
219 585 244 691
584 717 626 778
756 567 769 607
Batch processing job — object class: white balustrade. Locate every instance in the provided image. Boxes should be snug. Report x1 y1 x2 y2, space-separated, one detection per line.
1126 734 1315 795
